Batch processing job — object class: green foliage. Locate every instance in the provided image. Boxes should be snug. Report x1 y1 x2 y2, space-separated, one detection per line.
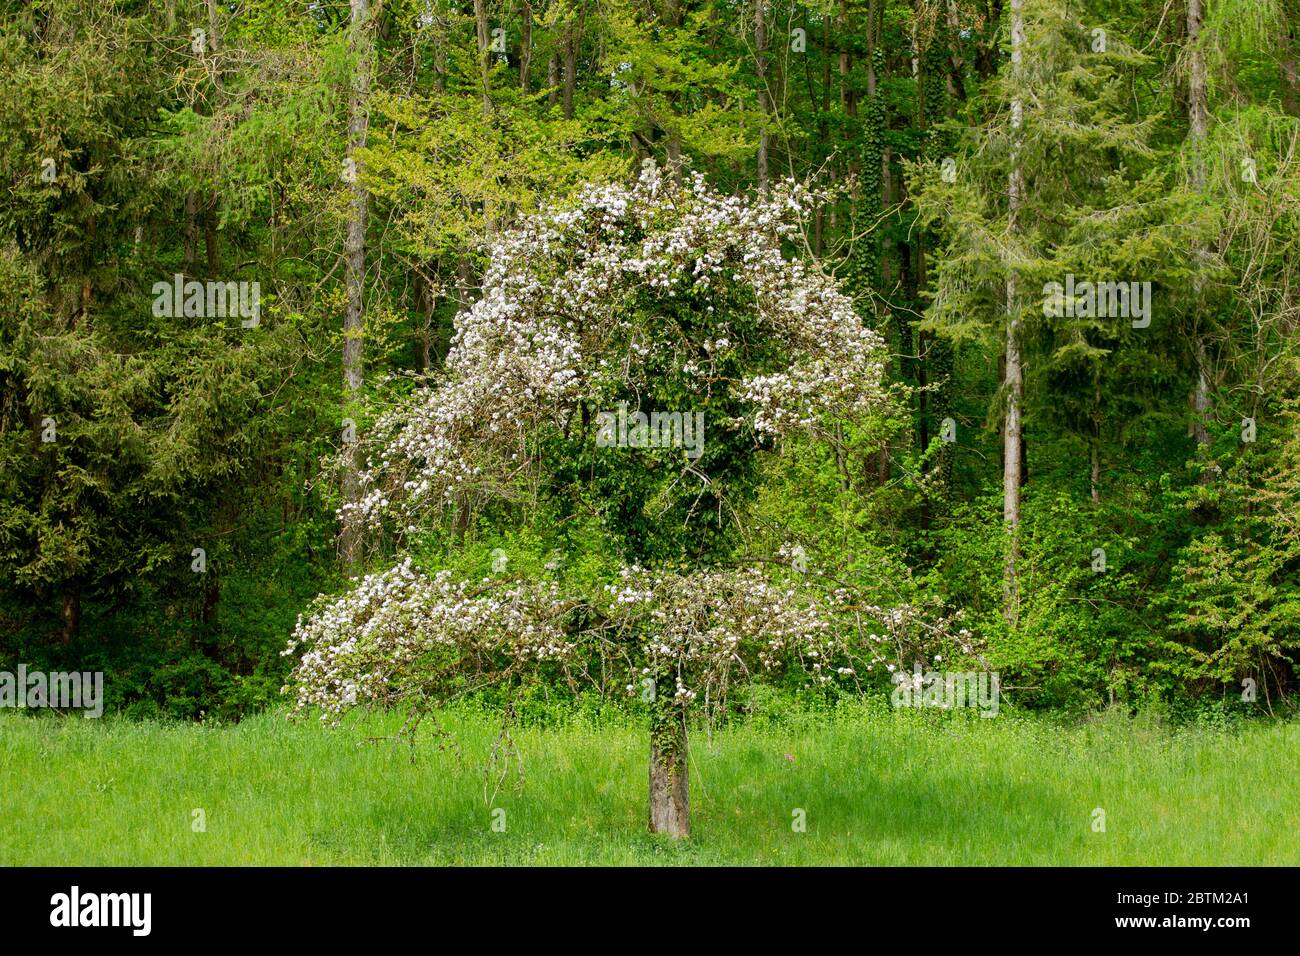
1159 391 1300 700
1 0 1297 720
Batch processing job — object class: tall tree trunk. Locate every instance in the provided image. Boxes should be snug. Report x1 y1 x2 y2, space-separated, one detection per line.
815 13 832 253
756 1 769 191
417 269 436 372
1003 0 1025 627
340 0 373 571
873 5 891 485
435 5 448 95
473 0 492 116
59 589 80 645
1187 0 1212 451
944 0 967 101
1091 380 1102 502
203 195 220 277
200 0 223 281
974 0 1003 80
1091 441 1101 503
913 28 929 522
664 0 683 176
458 252 473 304
205 0 223 90
520 0 532 93
839 0 858 196
562 14 578 120
183 190 199 271
648 711 689 838
839 0 856 116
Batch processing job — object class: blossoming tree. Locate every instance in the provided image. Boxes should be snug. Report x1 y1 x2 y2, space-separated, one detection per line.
284 162 909 837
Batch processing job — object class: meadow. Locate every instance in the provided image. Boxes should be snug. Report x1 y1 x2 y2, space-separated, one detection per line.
2 704 1296 866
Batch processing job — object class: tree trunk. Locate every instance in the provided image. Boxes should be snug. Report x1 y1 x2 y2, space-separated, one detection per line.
755 1 769 191
974 0 1002 80
203 194 220 276
435 7 448 95
340 0 373 570
1091 441 1101 503
205 0 223 91
1188 0 1211 450
1091 381 1101 502
473 0 492 116
520 0 532 94
183 190 199 271
664 0 683 177
456 254 473 310
944 0 967 101
59 589 80 645
838 0 859 207
1003 0 1025 628
648 718 689 838
417 269 436 372
563 16 578 120
814 13 831 253
839 0 856 117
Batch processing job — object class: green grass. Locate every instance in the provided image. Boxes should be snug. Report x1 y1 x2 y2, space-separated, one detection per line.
1 704 1296 865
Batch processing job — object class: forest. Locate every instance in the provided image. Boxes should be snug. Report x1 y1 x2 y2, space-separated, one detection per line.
0 0 1298 857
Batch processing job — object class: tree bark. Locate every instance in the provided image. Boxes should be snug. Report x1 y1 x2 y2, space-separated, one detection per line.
200 0 223 281
756 1 769 192
1091 381 1101 502
520 0 532 94
814 13 832 252
562 14 578 120
1003 0 1025 628
183 190 199 271
473 0 492 116
839 0 856 117
340 0 373 570
59 589 80 645
648 716 689 838
434 5 448 95
664 0 683 177
974 0 1003 80
417 269 436 372
839 0 858 201
203 194 220 277
876 20 894 488
1091 440 1101 503
205 0 224 90
944 0 967 102
1187 0 1213 453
